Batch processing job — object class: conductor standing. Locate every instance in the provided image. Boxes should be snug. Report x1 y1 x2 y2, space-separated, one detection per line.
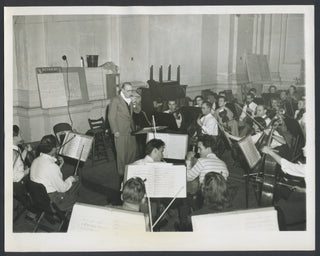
108 82 137 181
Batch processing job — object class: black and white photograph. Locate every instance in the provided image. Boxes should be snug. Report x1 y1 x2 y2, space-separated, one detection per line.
4 5 315 252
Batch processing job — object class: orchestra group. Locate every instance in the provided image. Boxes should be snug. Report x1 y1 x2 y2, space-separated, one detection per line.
13 82 306 232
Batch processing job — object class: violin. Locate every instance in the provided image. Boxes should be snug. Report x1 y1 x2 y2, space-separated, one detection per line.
18 142 36 168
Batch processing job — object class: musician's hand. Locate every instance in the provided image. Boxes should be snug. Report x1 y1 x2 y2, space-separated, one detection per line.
25 144 32 152
196 118 202 127
292 186 306 193
263 128 271 135
57 156 64 168
72 175 79 182
186 151 195 160
24 167 30 175
114 132 120 138
261 146 273 155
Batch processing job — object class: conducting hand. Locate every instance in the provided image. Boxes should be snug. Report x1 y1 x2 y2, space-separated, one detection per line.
114 132 120 138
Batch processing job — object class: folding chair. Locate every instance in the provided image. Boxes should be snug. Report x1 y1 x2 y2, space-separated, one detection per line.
26 180 70 232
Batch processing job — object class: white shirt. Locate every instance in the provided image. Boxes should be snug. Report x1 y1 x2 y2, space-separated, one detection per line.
163 110 183 128
13 145 27 182
239 102 258 121
200 113 218 136
30 153 75 193
281 158 305 178
186 153 229 184
262 114 271 126
120 91 131 105
132 155 155 165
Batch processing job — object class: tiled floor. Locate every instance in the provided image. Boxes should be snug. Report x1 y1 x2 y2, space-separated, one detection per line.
12 146 259 232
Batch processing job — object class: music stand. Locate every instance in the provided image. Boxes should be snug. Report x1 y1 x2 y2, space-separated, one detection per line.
152 112 179 131
237 136 262 208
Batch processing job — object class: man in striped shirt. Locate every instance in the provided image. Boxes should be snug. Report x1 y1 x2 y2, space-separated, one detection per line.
186 135 229 184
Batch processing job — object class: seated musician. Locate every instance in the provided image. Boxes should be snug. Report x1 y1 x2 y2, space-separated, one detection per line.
163 99 182 129
185 135 229 184
294 98 306 137
268 84 278 94
13 125 32 184
121 177 146 212
13 125 33 209
239 93 258 123
214 96 239 136
191 172 233 216
288 85 299 102
261 146 306 230
280 90 297 118
248 88 264 105
255 104 271 126
197 101 218 136
121 177 151 231
30 135 80 211
268 97 281 119
206 91 218 112
194 95 204 108
132 139 165 164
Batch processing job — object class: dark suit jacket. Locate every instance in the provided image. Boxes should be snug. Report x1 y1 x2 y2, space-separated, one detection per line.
108 95 134 136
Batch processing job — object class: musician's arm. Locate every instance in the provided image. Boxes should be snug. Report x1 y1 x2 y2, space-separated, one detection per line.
186 159 203 182
261 146 305 178
225 107 234 120
239 105 247 121
261 146 282 165
271 134 286 145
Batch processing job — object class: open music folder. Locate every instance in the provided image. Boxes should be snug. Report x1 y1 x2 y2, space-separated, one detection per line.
59 131 93 162
68 203 147 233
125 163 186 198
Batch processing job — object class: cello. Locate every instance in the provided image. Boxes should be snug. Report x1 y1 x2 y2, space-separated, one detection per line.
258 118 280 206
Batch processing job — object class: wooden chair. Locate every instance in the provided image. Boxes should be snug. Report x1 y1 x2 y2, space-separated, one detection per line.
87 117 110 165
53 123 72 145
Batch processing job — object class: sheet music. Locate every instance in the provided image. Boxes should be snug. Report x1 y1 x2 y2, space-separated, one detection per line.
59 132 93 162
238 136 261 169
192 207 278 232
37 73 68 108
68 203 146 233
125 164 186 198
147 133 188 160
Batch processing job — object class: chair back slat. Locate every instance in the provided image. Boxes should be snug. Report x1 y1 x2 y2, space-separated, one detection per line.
88 117 106 130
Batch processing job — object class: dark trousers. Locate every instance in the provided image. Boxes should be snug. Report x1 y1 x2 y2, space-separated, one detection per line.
13 177 31 209
274 186 306 230
48 181 81 211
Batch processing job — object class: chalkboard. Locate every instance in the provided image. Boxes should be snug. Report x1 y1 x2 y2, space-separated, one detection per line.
246 54 272 83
